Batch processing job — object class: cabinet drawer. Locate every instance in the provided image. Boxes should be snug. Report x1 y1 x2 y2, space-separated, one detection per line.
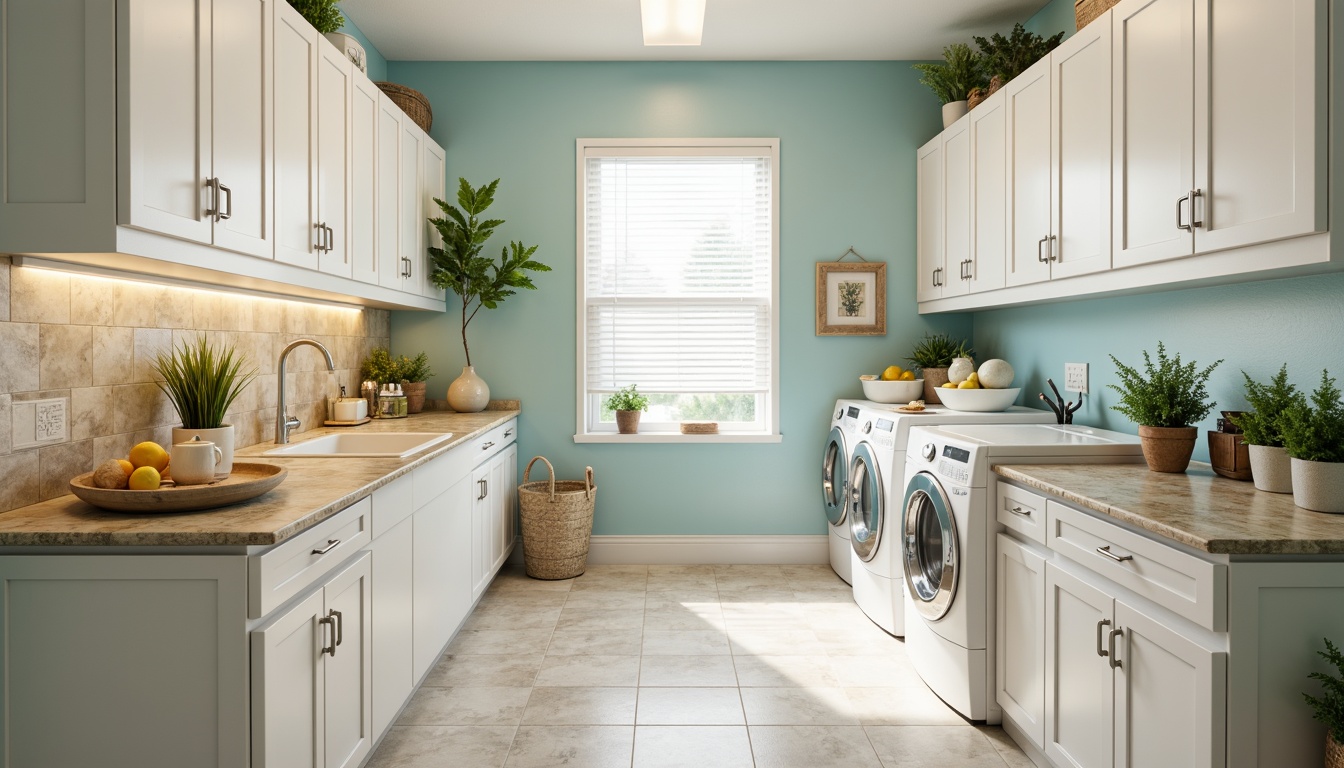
997 482 1047 545
249 497 372 618
412 419 517 509
372 473 414 539
1046 500 1225 631
471 418 517 464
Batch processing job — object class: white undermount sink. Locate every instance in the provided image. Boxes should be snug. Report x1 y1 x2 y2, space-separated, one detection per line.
263 432 454 458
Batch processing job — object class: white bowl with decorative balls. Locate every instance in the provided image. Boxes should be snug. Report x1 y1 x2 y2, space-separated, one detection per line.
935 387 1022 412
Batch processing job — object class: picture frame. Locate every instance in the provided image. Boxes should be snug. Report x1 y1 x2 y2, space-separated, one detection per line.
816 261 886 336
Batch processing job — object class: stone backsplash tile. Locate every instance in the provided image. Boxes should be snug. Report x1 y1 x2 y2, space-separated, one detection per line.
92 326 136 386
0 258 10 322
71 386 117 442
38 439 92 501
132 327 172 383
0 452 38 510
10 268 69 324
0 323 39 392
39 324 93 390
0 394 10 454
70 276 114 326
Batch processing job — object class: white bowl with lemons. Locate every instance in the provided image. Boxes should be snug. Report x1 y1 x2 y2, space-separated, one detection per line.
935 386 1022 412
860 366 923 404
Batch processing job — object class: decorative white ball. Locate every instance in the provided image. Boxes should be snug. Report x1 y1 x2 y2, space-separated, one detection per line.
977 359 1015 389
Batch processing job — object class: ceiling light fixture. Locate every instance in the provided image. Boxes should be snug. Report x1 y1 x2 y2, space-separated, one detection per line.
640 0 706 46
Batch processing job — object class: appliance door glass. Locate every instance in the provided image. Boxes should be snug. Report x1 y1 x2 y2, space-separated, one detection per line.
902 471 959 620
823 426 848 526
848 442 884 562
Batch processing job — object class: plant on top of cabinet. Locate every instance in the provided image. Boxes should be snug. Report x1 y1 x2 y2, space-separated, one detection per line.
1231 365 1304 493
151 335 257 478
603 384 650 435
1280 370 1344 514
286 0 344 34
1303 637 1344 762
913 44 989 128
428 178 550 413
396 352 435 414
906 332 973 405
973 24 1065 85
1108 342 1222 474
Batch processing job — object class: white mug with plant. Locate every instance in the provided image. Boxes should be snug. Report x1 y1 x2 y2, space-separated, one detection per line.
1230 365 1302 493
604 384 650 435
152 335 257 478
1279 370 1344 514
1107 342 1222 474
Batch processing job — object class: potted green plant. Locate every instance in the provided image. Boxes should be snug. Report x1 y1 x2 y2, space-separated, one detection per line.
151 335 257 478
395 352 435 414
913 43 989 128
604 384 650 435
360 347 401 386
907 333 974 404
1280 370 1344 514
286 0 343 33
974 23 1066 85
1303 637 1344 765
428 178 550 412
1230 365 1303 493
1107 342 1222 473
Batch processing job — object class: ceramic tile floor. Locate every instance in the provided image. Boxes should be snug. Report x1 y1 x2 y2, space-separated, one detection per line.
366 564 1034 768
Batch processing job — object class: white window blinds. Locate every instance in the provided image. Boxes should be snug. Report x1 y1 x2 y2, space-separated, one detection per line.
582 149 774 397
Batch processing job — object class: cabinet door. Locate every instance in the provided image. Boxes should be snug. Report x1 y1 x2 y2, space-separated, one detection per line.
121 0 213 245
210 0 273 258
1192 0 1325 254
1005 57 1053 287
1044 563 1114 768
1050 14 1112 280
941 119 972 297
421 137 447 299
370 515 414 738
323 553 372 768
915 136 944 301
1114 599 1226 768
376 94 404 289
350 75 380 284
412 475 473 681
968 88 1008 293
316 43 352 278
252 588 325 768
1111 0 1195 269
472 460 493 600
399 121 424 293
272 0 318 269
490 445 518 574
997 534 1046 749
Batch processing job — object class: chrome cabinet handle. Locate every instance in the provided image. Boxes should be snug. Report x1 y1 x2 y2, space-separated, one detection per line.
504 429 514 438
1008 505 1032 518
401 256 413 278
1037 235 1049 263
218 181 232 220
205 178 221 219
1048 235 1057 261
1096 618 1111 658
1108 627 1123 669
477 478 488 500
311 538 340 556
324 224 335 253
1190 189 1204 229
1177 193 1192 231
1096 545 1133 563
318 615 336 657
315 223 327 252
330 609 343 647
932 267 942 287
481 441 495 451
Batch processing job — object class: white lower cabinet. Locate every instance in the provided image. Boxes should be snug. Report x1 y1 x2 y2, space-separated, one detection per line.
997 534 1045 749
413 473 474 681
1044 563 1117 768
473 443 519 600
369 514 415 737
252 551 372 768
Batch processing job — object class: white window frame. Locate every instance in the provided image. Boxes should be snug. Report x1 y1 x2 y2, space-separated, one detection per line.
573 138 782 444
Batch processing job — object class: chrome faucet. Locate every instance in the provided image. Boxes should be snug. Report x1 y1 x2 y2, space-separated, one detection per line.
275 339 336 445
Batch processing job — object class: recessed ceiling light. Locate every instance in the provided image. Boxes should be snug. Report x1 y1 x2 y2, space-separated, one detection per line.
640 0 706 46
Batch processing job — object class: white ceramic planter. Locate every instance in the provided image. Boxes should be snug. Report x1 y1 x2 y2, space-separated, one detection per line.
1289 458 1344 514
172 425 235 480
941 100 968 128
447 365 490 413
1248 444 1292 493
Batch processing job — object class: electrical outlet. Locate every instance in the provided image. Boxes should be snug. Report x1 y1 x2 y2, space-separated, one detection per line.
1064 363 1089 394
13 397 69 450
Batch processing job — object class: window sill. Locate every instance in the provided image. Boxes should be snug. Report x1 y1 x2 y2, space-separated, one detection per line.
573 432 783 444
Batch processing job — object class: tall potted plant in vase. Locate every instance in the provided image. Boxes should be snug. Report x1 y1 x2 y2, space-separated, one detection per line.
1280 370 1344 514
913 43 988 128
1230 365 1302 493
428 178 550 412
1108 342 1222 473
152 335 257 479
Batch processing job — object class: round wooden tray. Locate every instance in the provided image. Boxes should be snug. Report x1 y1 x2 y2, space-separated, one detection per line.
68 462 288 513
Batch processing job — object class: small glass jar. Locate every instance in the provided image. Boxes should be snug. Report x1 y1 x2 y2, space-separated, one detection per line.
378 384 408 419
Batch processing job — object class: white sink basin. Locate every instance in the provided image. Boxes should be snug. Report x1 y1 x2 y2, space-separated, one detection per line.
263 432 454 458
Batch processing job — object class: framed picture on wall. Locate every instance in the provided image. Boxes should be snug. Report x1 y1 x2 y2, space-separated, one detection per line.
816 261 886 336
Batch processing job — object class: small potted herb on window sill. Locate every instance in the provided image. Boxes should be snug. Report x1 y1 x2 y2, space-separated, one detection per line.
604 385 650 435
1230 365 1303 493
1280 369 1344 514
1108 342 1222 473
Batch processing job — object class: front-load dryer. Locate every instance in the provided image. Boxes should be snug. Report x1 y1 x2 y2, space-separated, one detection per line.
823 400 865 584
900 423 1144 722
845 405 1053 636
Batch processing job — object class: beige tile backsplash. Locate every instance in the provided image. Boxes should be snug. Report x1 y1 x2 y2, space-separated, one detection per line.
0 256 391 511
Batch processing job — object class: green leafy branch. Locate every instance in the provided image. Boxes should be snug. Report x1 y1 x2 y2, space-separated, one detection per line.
1230 365 1303 447
1305 637 1344 745
151 335 257 431
1281 370 1344 463
1107 342 1222 428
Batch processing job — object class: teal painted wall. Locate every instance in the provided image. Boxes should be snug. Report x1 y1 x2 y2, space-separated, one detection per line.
1024 0 1077 40
339 11 388 82
386 61 973 536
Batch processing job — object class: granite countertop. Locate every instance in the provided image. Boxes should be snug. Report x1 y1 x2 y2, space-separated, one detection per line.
0 410 519 547
994 462 1344 555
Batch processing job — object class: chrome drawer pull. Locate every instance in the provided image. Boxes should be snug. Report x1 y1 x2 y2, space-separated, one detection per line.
1008 506 1032 517
1108 627 1123 669
504 429 514 438
481 441 495 451
311 538 340 556
1096 545 1133 563
1096 619 1111 658
318 615 336 657
330 609 343 647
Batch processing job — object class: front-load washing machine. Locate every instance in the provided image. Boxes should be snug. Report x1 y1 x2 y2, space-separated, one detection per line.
900 423 1144 722
845 405 1053 636
823 400 865 584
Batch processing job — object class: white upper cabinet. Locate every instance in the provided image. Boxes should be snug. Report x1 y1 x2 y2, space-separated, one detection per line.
273 1 319 270
376 94 408 291
399 122 425 294
316 44 353 278
967 88 1008 294
1005 57 1054 287
421 138 448 300
350 76 380 285
916 136 945 302
211 0 274 258
1050 14 1112 280
941 119 973 297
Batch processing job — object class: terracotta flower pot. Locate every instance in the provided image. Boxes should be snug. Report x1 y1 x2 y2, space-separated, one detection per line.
402 381 427 414
1248 444 1293 494
615 410 641 434
1137 425 1198 473
1290 458 1344 514
923 368 949 404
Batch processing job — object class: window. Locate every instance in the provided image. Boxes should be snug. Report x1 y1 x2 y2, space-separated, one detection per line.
576 139 780 442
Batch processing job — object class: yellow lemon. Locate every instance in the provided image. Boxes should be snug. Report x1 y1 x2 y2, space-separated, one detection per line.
899 370 916 381
128 442 169 472
881 365 903 381
942 382 958 389
957 379 980 389
116 459 134 478
128 466 162 491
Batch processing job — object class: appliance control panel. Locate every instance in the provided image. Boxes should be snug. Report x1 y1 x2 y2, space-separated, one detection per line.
927 442 973 485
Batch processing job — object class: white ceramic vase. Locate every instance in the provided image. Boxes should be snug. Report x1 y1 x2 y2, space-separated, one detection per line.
447 365 490 413
947 357 976 385
941 100 968 128
1290 458 1344 513
172 424 235 480
1248 444 1293 494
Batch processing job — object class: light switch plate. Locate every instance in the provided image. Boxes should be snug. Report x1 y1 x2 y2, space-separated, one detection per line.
1064 363 1089 394
13 397 69 450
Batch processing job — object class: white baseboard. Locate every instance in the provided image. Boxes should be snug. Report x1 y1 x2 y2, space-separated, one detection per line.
581 535 829 565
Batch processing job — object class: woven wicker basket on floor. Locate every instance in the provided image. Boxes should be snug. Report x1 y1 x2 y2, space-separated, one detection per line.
1075 0 1120 30
518 456 595 580
376 82 433 133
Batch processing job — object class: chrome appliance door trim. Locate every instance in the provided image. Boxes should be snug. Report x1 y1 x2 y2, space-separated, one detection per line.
823 426 849 527
902 470 959 621
848 441 884 562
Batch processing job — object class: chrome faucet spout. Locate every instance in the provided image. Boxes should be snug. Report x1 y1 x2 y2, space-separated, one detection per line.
275 339 337 445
